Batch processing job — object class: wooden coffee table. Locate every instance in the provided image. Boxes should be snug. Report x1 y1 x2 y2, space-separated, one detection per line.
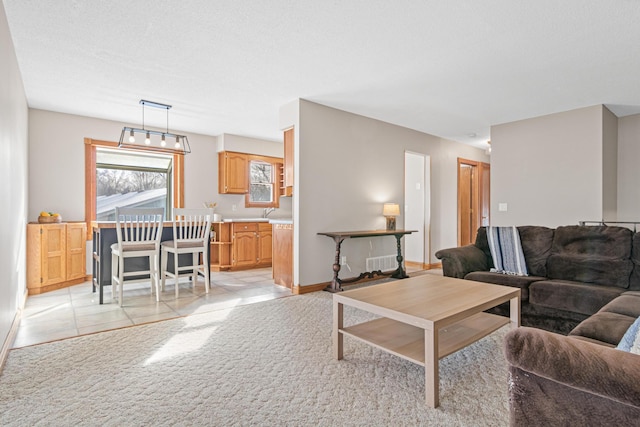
333 274 520 407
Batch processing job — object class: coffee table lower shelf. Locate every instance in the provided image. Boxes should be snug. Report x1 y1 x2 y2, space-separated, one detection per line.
340 312 509 365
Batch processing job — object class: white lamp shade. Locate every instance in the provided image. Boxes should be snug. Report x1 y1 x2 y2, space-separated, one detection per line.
383 203 400 216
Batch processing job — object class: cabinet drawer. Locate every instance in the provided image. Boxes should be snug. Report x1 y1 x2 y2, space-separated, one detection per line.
233 223 258 232
258 222 272 232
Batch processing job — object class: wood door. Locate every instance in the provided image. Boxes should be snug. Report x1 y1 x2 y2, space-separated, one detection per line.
66 222 86 280
42 224 66 286
218 151 248 194
272 224 293 288
233 231 258 267
458 158 490 246
258 228 273 265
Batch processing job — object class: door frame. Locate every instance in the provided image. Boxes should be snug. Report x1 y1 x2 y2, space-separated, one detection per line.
457 158 490 246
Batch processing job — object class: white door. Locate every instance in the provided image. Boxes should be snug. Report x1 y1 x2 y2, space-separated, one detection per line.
404 152 430 267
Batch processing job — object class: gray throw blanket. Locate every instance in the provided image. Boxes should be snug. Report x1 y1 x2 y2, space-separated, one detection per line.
487 226 528 276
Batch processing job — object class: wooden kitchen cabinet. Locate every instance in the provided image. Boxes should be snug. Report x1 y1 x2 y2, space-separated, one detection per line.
283 128 294 196
210 222 232 271
258 222 272 265
210 221 273 271
218 151 248 194
27 222 87 295
233 223 259 268
272 223 293 289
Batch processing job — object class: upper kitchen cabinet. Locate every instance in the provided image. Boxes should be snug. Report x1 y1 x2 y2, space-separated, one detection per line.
283 128 294 196
218 151 249 194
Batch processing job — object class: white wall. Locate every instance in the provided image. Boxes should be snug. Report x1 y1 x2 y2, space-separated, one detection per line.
0 2 29 355
294 100 488 286
490 105 606 227
617 113 640 221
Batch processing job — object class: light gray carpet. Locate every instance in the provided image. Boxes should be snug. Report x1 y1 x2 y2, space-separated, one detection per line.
0 291 509 426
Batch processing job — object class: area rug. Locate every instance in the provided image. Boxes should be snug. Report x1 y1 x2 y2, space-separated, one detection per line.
0 290 509 426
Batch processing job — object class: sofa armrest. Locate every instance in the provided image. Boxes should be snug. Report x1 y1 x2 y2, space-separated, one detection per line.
434 245 488 278
504 326 640 408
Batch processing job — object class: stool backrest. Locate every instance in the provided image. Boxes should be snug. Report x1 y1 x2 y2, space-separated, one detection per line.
115 207 165 250
172 208 213 247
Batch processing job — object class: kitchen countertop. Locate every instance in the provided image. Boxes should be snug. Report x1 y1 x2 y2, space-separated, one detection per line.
222 218 269 223
268 218 293 225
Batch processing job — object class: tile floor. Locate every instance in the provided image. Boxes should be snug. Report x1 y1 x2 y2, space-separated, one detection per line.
14 265 434 349
13 268 291 348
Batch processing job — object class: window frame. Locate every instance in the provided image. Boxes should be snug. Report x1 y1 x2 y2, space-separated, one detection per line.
84 138 184 239
244 154 281 209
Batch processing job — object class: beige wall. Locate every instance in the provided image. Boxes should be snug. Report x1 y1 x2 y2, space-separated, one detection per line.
0 2 29 356
602 106 618 220
490 105 607 227
293 100 489 287
28 110 290 223
617 113 640 221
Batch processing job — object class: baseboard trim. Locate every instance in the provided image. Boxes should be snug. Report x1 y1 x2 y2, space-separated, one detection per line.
0 289 27 374
405 261 442 270
293 283 326 295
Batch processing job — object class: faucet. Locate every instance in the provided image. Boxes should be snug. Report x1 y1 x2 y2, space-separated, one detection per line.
262 207 276 218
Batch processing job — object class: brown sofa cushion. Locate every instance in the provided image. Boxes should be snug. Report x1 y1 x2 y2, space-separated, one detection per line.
569 312 637 346
546 225 633 288
505 327 640 424
569 291 640 345
464 271 545 301
475 225 554 277
517 226 554 277
630 233 640 290
529 280 624 316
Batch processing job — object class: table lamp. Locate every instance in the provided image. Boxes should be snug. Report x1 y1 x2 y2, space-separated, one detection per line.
383 203 400 230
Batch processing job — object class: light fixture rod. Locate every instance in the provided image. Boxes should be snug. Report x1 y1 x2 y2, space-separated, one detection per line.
139 99 172 110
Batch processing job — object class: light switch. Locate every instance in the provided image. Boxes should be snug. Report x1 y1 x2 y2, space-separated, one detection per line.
415 182 421 190
498 203 508 212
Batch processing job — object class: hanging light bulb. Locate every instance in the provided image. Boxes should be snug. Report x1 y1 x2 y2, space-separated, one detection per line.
175 135 181 149
128 129 135 143
161 134 166 147
145 131 151 145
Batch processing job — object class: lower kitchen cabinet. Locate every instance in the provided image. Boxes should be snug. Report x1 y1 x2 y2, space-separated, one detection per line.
27 222 87 295
210 221 272 271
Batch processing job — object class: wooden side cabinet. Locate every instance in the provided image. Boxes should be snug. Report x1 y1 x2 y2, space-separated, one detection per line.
272 223 293 289
218 151 248 194
27 222 87 295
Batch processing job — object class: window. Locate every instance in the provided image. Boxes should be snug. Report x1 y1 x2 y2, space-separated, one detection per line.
84 138 184 239
245 159 279 208
96 148 173 220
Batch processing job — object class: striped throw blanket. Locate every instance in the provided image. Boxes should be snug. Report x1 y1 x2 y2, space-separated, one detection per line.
487 226 528 276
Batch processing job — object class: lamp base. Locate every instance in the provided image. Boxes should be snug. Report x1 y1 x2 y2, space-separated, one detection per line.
386 216 396 230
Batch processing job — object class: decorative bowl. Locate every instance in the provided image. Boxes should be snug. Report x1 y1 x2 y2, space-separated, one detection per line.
38 215 62 224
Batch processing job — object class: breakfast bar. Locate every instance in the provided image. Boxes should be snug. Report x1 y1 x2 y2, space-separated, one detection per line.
91 221 210 304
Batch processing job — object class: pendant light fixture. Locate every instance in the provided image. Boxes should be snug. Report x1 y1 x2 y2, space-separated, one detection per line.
119 99 191 154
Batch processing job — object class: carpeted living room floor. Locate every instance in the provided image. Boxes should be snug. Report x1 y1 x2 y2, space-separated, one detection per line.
0 280 510 426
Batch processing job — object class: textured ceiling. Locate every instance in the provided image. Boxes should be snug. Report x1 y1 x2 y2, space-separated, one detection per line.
4 0 640 147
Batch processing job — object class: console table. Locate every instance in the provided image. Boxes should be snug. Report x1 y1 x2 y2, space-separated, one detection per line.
317 229 416 292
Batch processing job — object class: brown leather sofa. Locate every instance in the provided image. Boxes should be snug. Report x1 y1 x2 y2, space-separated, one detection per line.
504 292 640 425
435 225 640 334
436 225 640 424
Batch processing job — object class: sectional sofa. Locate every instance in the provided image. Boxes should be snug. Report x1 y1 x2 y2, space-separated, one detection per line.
436 225 640 424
